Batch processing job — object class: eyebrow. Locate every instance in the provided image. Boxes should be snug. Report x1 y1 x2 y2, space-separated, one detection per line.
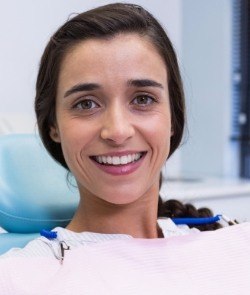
64 79 163 98
127 79 164 89
64 83 100 98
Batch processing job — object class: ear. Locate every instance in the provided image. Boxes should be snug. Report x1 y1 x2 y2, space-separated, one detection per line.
49 125 61 143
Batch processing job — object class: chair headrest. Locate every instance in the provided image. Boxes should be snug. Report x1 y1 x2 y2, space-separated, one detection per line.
0 134 79 233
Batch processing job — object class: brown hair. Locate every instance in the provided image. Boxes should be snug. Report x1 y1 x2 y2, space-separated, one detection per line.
35 3 221 231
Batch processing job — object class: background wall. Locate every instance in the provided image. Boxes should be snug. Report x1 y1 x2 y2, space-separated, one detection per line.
180 0 234 178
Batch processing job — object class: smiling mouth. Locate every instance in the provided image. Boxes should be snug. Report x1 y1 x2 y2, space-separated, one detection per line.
90 152 147 166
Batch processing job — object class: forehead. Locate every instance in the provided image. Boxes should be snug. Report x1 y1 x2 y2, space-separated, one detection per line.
58 33 168 92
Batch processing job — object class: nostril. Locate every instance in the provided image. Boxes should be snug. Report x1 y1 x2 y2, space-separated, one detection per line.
100 125 135 144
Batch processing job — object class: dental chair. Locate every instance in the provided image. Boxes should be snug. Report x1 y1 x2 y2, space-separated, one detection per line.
0 134 79 255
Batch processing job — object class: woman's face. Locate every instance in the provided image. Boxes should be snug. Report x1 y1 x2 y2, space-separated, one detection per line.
51 33 172 205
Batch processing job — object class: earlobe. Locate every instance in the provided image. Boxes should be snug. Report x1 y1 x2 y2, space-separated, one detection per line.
49 126 61 143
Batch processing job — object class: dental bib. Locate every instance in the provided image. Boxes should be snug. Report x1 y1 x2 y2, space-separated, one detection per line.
0 223 250 295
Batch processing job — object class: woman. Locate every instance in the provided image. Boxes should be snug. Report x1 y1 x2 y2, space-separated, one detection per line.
3 2 221 257
35 2 220 237
1 3 249 294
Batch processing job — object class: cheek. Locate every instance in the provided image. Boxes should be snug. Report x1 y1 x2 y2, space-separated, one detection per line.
145 111 172 162
141 110 171 143
57 118 93 163
58 115 95 143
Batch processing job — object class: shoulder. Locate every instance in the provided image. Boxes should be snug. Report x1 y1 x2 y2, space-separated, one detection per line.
0 237 56 259
0 227 69 259
0 226 131 259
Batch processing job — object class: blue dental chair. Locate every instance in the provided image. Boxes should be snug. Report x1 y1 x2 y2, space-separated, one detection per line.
0 134 79 255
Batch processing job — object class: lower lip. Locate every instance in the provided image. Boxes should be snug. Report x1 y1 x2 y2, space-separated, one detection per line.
90 153 147 176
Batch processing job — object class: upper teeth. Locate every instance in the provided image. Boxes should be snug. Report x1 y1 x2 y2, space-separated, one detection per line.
95 153 142 165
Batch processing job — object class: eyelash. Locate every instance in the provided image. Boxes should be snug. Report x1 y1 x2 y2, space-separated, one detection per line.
132 95 157 106
73 99 99 110
72 94 157 111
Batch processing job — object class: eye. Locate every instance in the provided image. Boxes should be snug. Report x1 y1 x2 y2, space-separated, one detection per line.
74 99 99 110
132 95 156 106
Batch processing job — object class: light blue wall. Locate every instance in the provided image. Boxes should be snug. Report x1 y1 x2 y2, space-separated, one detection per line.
180 0 234 177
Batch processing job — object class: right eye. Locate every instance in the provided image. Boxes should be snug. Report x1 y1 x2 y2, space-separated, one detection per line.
73 99 99 110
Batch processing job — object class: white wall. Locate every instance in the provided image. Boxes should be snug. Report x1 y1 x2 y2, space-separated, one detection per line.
180 0 234 178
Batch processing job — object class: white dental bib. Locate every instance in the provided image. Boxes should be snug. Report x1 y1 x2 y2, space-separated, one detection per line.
0 222 249 295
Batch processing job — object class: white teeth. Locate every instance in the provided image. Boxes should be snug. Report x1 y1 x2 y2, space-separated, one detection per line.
113 157 120 165
94 153 143 165
134 153 140 161
101 156 107 164
107 156 112 164
120 155 128 165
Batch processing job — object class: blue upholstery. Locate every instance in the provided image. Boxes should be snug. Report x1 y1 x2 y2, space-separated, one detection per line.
0 134 79 255
0 233 40 255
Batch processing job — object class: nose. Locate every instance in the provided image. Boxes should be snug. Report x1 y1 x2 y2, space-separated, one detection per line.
100 104 135 145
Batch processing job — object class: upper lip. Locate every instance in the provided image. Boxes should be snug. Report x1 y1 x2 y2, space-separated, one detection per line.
90 151 147 157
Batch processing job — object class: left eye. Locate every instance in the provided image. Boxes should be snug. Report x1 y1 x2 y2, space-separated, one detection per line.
132 95 155 106
74 99 99 110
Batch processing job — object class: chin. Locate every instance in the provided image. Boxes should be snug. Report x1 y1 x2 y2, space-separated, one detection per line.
96 185 148 205
99 191 138 205
102 197 140 206
79 177 158 205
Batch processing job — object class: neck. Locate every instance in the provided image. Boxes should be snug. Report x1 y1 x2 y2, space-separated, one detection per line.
66 186 160 239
